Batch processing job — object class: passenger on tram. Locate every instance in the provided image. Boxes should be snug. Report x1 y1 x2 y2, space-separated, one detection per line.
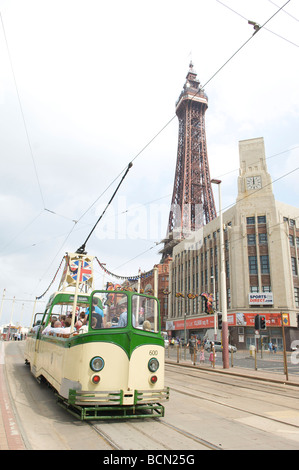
48 320 63 336
142 320 151 331
118 305 128 327
86 298 104 319
91 308 102 329
31 320 41 333
42 316 57 335
61 317 72 334
74 311 86 331
118 305 135 327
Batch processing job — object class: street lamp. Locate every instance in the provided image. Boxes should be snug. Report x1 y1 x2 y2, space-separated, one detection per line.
211 179 229 369
211 275 217 340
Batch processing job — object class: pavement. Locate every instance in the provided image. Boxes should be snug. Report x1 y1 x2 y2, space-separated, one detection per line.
0 340 298 451
0 342 26 450
165 348 299 387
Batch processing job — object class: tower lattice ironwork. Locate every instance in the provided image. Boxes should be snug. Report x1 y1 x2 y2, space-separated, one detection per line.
161 63 216 259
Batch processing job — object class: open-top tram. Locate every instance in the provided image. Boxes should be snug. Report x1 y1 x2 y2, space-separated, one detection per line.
24 253 169 420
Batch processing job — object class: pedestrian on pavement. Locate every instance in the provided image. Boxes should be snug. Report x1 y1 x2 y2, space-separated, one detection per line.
187 335 197 364
209 342 215 367
199 346 205 364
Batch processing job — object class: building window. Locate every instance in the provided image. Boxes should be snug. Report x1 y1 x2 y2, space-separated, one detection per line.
260 255 270 274
291 257 298 276
258 215 266 224
295 287 299 308
289 235 294 246
227 288 231 308
247 234 256 245
249 256 258 274
226 260 230 278
247 217 255 225
250 286 259 293
262 285 271 292
259 233 267 244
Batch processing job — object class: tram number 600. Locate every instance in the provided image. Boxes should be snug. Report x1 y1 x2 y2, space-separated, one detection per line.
149 350 158 356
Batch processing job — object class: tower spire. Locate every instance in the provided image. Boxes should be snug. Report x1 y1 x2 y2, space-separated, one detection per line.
160 64 216 260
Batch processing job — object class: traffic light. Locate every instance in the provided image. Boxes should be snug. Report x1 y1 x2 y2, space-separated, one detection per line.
260 315 266 330
218 313 222 330
254 315 267 330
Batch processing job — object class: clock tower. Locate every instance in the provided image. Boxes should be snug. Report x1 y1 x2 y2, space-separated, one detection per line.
237 137 274 201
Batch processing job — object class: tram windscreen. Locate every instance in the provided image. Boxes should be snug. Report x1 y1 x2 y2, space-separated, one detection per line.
90 292 159 331
91 292 128 329
132 295 159 333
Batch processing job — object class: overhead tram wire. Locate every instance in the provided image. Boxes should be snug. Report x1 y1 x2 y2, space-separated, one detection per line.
0 12 45 209
2 0 289 236
93 0 292 272
101 0 292 176
66 0 291 254
216 0 299 49
6 1 291 288
76 162 133 254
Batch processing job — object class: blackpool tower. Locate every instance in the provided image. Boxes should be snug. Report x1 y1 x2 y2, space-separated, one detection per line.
161 62 216 260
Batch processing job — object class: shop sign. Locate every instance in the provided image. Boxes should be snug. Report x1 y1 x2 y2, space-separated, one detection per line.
167 312 286 331
248 293 273 305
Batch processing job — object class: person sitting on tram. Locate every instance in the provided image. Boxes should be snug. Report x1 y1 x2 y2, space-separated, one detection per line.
91 308 102 329
42 316 57 335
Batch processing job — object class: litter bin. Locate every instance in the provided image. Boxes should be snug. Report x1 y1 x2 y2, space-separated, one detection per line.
249 345 256 357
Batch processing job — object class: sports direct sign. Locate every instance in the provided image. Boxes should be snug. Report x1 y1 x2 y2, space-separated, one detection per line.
248 293 273 305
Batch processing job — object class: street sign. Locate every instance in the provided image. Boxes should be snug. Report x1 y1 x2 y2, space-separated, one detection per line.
281 313 289 326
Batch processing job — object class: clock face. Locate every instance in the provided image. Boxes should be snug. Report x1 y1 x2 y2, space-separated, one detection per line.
246 176 261 190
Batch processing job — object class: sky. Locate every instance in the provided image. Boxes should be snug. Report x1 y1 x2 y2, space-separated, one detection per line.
0 0 298 326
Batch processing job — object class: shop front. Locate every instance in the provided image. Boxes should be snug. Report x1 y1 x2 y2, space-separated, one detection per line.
166 312 289 350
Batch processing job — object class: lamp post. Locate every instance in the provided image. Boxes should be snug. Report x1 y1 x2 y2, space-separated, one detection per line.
211 275 217 340
211 179 229 369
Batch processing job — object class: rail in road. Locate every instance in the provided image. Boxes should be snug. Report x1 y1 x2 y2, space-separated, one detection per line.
2 340 299 451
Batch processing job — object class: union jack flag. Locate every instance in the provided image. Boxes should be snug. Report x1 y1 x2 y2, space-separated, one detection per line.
70 260 92 283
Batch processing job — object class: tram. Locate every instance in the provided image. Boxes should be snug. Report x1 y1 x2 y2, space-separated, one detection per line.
24 252 169 420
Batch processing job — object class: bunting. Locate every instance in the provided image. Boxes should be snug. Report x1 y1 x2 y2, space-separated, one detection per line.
173 291 214 314
96 257 153 281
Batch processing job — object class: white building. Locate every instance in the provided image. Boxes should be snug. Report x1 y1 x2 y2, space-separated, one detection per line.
167 137 299 350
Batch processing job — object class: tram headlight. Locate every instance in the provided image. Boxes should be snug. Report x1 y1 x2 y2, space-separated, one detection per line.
148 358 159 373
90 356 105 372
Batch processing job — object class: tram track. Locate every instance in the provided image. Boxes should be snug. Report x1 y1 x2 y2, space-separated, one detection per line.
166 363 299 400
166 363 299 432
89 417 223 450
157 420 222 450
88 422 122 450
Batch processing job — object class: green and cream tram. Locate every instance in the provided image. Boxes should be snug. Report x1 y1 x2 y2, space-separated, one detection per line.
24 256 169 420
